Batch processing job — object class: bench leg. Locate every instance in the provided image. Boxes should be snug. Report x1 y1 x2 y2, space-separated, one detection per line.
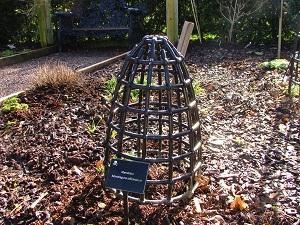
129 14 143 47
58 30 63 52
128 28 134 48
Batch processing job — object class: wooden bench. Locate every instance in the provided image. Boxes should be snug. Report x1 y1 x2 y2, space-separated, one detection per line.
55 0 143 51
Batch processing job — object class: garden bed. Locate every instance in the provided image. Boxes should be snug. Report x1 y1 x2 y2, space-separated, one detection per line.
0 44 299 224
0 48 126 98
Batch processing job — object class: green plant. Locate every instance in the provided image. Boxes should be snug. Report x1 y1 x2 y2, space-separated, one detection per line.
130 75 148 102
95 160 105 174
259 59 289 70
136 75 148 85
104 76 117 100
105 75 147 101
289 84 300 97
193 80 205 96
233 137 245 146
111 130 117 139
5 120 17 129
199 107 210 116
1 96 29 113
1 49 14 57
12 179 19 188
87 120 100 134
130 89 140 102
269 59 289 70
127 150 137 157
202 33 219 41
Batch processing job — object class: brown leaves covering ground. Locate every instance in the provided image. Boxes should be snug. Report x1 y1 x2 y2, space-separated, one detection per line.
0 43 299 225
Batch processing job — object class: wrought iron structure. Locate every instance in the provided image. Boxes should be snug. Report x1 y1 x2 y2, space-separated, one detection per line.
288 30 300 99
104 35 202 204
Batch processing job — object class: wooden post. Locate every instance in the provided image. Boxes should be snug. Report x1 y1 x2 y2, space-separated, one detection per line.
35 0 53 47
166 0 178 44
177 21 194 57
277 0 284 58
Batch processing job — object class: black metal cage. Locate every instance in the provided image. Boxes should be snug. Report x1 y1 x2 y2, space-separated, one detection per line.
104 35 202 204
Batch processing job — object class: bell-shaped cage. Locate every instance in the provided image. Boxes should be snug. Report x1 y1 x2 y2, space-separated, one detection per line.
288 32 300 98
104 35 202 204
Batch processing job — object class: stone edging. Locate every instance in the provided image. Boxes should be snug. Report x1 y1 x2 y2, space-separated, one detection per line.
0 91 24 103
76 51 129 74
0 46 58 67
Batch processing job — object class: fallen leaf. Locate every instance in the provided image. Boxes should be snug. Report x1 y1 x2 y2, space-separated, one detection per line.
281 116 289 124
246 110 257 117
98 202 106 209
278 124 286 134
96 160 105 173
72 166 82 176
195 174 210 190
230 195 248 211
193 197 202 213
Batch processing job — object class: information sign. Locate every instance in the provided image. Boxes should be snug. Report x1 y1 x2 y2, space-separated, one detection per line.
105 159 149 194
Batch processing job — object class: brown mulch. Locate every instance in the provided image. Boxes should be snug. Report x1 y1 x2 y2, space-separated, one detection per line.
0 43 299 225
0 48 125 98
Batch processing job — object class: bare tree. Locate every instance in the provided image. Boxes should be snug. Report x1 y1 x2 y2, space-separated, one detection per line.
218 0 266 42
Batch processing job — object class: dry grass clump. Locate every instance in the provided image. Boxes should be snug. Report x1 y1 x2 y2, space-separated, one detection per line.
31 63 82 88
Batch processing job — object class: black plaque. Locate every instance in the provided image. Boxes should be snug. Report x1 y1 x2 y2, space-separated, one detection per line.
105 159 149 194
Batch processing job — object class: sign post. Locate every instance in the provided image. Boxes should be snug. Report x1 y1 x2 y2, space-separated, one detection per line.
177 21 194 57
105 159 150 224
123 192 129 224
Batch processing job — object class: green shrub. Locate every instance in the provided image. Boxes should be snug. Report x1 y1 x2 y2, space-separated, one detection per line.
1 49 14 57
259 59 289 70
1 96 28 113
269 59 289 70
259 61 270 69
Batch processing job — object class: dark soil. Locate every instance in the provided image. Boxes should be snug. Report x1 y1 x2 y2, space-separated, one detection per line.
0 43 299 225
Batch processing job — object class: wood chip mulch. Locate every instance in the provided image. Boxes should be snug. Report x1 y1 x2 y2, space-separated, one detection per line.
0 44 299 225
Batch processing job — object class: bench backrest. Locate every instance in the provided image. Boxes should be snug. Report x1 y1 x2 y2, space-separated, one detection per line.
78 0 129 28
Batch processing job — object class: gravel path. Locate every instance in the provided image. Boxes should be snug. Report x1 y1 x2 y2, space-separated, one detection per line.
0 49 125 98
